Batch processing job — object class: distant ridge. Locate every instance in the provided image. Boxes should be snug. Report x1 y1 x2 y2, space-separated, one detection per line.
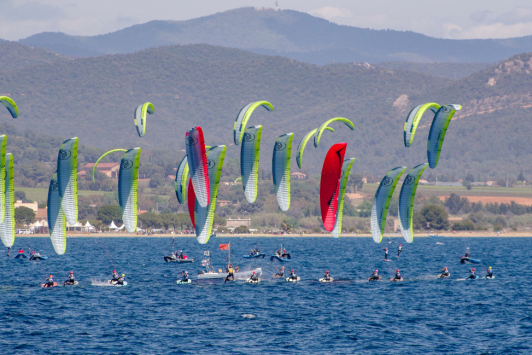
17 7 532 65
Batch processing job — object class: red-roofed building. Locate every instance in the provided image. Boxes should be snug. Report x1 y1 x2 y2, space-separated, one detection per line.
82 163 120 179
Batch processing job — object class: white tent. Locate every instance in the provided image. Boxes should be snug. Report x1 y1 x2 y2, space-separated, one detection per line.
84 221 92 227
109 221 118 230
118 224 126 230
33 220 42 228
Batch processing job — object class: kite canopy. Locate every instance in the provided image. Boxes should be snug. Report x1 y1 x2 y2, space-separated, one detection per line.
427 104 462 168
47 171 66 255
314 118 354 148
119 148 141 233
320 143 347 232
186 127 210 208
331 158 355 238
403 103 440 147
57 137 78 225
233 101 273 145
272 133 294 211
296 127 334 169
187 179 195 229
175 155 189 204
0 154 14 248
240 125 262 203
134 102 154 137
194 145 226 244
0 96 18 118
398 163 429 243
370 167 406 243
0 135 6 224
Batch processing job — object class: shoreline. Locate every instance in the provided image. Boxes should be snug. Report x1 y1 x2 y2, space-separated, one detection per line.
17 232 532 238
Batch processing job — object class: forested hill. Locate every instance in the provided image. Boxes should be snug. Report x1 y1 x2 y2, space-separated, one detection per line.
1 42 531 179
16 7 532 65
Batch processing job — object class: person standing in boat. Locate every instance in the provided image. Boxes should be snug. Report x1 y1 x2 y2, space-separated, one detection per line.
225 265 234 283
465 251 470 258
397 244 402 257
275 247 282 257
383 247 389 260
255 247 260 255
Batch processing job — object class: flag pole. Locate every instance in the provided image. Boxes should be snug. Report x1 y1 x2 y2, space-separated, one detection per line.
229 243 231 267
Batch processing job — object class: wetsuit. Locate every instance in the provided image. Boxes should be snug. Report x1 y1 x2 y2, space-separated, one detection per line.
255 248 260 255
112 272 120 282
369 272 380 281
225 267 234 283
276 249 281 257
249 250 254 257
397 245 402 257
117 276 125 285
394 272 402 281
440 269 450 277
468 270 476 279
250 273 259 281
289 271 297 280
465 252 470 258
7 247 10 256
324 273 331 281
45 277 54 287
182 273 189 282
486 269 493 279
179 252 184 260
383 248 388 260
65 274 75 284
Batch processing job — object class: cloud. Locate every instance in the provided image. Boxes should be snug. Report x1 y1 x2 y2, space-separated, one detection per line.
469 10 491 23
0 1 65 22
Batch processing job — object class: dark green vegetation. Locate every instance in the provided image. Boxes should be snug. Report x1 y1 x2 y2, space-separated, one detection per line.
16 8 532 64
377 62 491 80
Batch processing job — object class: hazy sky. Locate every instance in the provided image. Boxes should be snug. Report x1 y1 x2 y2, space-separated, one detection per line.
1 0 532 41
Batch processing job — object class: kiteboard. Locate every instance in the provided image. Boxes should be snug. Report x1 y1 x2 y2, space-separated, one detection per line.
438 274 451 278
247 278 261 284
41 282 58 288
243 254 266 259
483 276 495 280
368 276 382 281
286 277 300 282
107 280 128 286
389 277 403 282
383 259 392 262
176 279 191 284
319 277 334 283
63 281 79 286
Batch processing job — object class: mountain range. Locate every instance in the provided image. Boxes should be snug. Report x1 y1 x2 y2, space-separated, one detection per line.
15 8 532 65
1 39 532 180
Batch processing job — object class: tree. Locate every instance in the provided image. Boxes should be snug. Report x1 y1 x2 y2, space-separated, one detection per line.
15 206 36 225
234 225 250 234
138 212 162 229
280 220 293 233
465 173 475 182
349 173 364 192
97 204 122 224
444 193 463 215
414 204 449 230
357 200 372 217
149 173 166 188
518 170 526 182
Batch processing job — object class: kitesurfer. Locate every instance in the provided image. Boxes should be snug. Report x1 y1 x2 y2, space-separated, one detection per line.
274 267 285 277
249 271 259 282
393 269 402 281
225 265 235 283
235 266 240 272
64 271 76 285
289 269 297 281
112 270 120 283
324 271 331 281
45 275 55 287
7 247 11 256
383 247 389 260
182 271 189 282
486 267 494 279
397 244 402 257
117 274 126 285
368 269 381 281
468 268 476 279
439 267 450 278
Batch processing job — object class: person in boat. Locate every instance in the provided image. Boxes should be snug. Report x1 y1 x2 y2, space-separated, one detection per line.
182 271 189 282
225 265 235 283
45 275 55 287
393 269 402 281
397 244 402 257
383 247 389 260
368 269 380 281
486 267 494 279
112 270 120 283
440 267 450 277
249 249 255 257
468 268 476 279
179 251 184 260
64 271 76 285
324 270 331 281
289 269 297 280
464 251 470 258
255 247 260 255
249 271 259 282
275 267 285 277
275 247 282 257
117 274 126 285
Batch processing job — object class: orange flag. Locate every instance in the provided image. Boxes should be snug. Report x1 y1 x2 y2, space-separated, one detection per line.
219 243 230 250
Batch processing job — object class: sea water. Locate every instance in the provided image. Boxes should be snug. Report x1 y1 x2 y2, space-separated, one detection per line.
1 236 531 354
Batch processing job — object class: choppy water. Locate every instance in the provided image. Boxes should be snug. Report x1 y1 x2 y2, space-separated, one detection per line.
1 236 531 354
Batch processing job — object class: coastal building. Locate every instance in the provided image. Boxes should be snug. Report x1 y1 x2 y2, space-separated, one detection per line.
81 162 120 178
226 218 251 228
14 200 38 212
291 172 307 180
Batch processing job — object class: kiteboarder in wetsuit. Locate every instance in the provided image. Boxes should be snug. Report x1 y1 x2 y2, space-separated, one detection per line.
274 267 285 277
468 268 476 279
289 269 297 280
45 275 55 287
439 267 450 278
486 267 494 279
7 247 10 256
383 247 389 260
324 271 331 281
393 269 402 281
368 269 381 281
117 274 126 285
225 265 234 283
249 271 259 282
182 271 189 282
397 244 402 257
111 270 120 283
64 271 76 285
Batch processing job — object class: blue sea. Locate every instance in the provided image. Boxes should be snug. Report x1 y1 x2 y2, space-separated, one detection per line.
1 236 531 354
